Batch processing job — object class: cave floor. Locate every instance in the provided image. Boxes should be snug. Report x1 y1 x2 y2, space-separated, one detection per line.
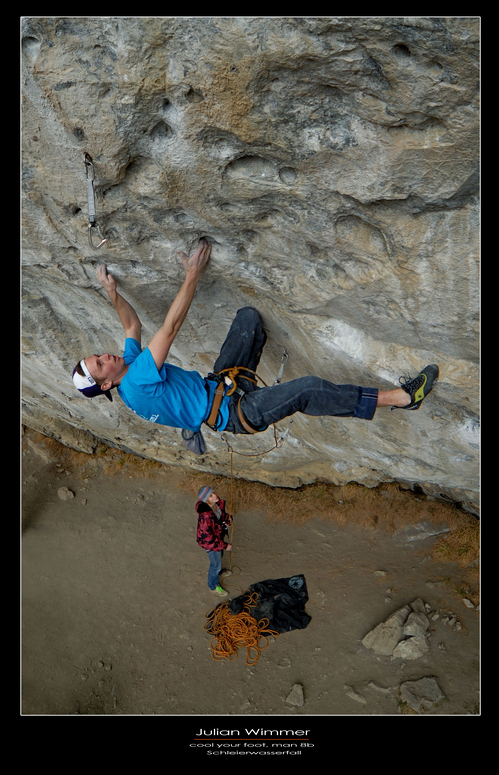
21 430 479 718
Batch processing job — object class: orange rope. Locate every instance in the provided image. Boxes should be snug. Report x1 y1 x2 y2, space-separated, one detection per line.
205 590 279 665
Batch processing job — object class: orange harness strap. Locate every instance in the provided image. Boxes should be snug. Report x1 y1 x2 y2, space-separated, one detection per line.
205 367 261 433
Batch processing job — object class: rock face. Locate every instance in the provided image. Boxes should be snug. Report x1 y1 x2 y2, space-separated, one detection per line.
21 17 479 510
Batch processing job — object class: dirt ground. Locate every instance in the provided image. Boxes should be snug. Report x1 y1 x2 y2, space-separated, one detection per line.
21 428 480 720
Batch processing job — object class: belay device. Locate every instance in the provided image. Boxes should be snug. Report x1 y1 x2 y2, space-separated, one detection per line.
84 153 107 249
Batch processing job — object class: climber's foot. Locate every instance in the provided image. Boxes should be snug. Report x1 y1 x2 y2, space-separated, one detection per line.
397 364 440 410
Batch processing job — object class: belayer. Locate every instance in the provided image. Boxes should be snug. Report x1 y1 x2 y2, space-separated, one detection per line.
195 485 233 597
72 239 439 444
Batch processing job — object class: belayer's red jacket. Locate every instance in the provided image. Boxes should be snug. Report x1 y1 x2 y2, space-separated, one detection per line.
195 498 232 552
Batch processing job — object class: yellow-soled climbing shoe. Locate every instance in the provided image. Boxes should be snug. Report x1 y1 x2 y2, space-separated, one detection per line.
399 364 439 410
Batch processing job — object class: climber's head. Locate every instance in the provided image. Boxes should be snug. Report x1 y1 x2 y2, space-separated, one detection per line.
72 354 127 401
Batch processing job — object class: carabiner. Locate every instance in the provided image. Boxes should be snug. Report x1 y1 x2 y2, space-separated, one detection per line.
88 222 107 250
84 152 95 181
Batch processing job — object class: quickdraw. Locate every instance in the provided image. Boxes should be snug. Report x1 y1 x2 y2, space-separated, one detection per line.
84 153 107 249
273 349 288 385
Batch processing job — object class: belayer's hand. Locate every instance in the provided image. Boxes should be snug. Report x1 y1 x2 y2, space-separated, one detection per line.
177 238 211 277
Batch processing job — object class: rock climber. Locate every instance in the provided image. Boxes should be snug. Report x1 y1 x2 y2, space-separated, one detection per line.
72 238 439 443
195 485 233 597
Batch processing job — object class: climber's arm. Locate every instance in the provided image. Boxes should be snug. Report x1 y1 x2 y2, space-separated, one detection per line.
147 239 211 369
96 264 142 343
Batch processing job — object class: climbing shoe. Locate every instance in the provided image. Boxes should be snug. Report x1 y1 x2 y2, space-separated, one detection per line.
212 585 228 597
220 569 232 578
398 364 439 410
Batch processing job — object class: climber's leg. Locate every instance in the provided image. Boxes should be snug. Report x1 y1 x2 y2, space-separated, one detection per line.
377 388 410 408
224 376 378 434
211 307 267 393
223 363 440 433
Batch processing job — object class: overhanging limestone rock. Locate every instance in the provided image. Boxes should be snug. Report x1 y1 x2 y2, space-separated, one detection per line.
21 17 479 508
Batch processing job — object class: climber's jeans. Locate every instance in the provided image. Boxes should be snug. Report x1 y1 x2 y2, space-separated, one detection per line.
215 306 379 435
226 377 378 433
206 549 223 590
211 305 267 393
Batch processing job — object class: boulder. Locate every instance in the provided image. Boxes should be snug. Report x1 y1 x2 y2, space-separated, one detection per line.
362 598 431 659
399 676 445 713
361 604 412 656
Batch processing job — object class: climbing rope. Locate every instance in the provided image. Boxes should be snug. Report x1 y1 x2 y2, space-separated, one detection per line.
221 366 292 572
221 423 291 460
204 351 291 615
214 349 290 459
204 590 279 665
218 353 292 460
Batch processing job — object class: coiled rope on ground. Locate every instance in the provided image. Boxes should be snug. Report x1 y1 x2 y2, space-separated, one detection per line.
205 590 279 666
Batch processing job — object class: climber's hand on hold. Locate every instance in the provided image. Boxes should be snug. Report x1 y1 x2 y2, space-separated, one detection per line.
177 238 211 278
96 264 117 296
148 239 210 369
96 263 142 342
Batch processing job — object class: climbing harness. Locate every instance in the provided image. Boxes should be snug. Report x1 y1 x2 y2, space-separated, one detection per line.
182 352 289 456
204 349 289 435
84 153 107 249
205 365 258 433
204 590 279 665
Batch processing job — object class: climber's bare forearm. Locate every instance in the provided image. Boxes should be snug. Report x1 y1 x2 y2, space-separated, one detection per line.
147 239 211 369
96 264 142 342
109 290 142 342
148 270 199 369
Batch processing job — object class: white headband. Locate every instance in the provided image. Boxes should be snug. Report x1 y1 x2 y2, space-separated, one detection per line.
72 359 96 391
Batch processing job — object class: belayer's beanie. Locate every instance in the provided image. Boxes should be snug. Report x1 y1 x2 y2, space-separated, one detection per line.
198 486 214 503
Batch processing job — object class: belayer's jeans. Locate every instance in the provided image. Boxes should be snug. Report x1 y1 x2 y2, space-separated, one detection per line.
206 549 223 590
213 307 379 435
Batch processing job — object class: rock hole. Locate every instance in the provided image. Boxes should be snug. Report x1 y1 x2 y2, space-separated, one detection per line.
219 202 240 214
279 167 298 185
392 43 412 59
173 212 193 224
150 121 174 146
225 155 277 181
22 35 41 59
428 61 443 76
161 98 177 118
335 214 389 258
185 87 204 103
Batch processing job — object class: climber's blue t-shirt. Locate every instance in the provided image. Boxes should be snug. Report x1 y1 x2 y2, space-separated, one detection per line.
117 338 229 432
